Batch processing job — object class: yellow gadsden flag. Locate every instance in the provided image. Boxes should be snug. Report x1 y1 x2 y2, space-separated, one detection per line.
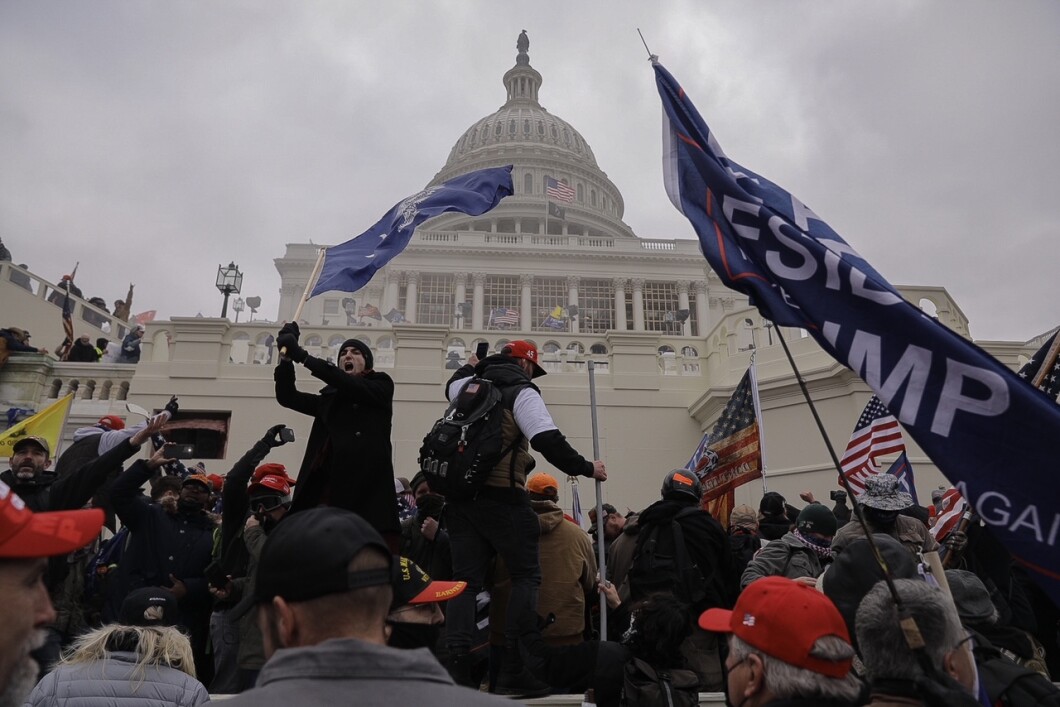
0 394 74 458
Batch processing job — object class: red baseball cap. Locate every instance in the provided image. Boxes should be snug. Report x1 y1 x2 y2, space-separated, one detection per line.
253 463 296 486
504 340 546 378
249 475 292 496
206 474 224 492
698 576 852 679
97 415 125 431
0 481 104 558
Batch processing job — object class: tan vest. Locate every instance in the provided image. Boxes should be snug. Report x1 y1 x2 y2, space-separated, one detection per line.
484 409 534 489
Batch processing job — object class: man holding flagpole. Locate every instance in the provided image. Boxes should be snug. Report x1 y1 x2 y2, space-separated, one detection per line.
273 328 401 550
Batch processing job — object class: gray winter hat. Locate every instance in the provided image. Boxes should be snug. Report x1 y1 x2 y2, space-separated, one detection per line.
858 474 913 511
945 569 996 623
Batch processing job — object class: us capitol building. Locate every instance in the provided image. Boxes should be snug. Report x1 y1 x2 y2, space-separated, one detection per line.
2 34 1049 514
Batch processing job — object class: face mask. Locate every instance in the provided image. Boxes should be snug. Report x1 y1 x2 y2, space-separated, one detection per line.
416 494 445 525
864 507 899 529
386 621 441 650
178 498 203 514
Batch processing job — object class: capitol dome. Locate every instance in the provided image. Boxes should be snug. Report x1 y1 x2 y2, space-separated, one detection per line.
428 32 633 239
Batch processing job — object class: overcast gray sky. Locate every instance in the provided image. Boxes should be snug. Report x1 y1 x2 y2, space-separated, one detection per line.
2 1 1056 341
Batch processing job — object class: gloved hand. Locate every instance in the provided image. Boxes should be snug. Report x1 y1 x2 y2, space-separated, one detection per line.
164 396 179 416
277 322 301 342
261 424 289 448
944 529 968 555
277 333 307 363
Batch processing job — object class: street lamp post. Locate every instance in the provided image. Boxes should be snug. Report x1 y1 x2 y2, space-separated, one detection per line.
232 297 245 323
216 262 243 319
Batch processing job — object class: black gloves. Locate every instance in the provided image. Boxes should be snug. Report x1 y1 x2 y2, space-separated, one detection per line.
261 424 289 448
277 333 307 363
278 322 301 340
164 396 180 416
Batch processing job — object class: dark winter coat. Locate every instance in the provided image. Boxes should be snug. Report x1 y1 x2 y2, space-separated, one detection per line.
67 338 101 362
108 460 216 636
274 356 399 535
627 499 738 614
740 531 824 589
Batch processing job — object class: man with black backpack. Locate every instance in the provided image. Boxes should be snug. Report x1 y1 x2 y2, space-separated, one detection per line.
435 340 605 697
623 468 738 692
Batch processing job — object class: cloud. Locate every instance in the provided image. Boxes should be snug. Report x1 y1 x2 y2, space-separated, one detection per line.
1 1 1055 340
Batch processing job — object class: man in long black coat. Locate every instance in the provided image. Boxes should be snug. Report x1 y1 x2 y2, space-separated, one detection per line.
274 324 400 548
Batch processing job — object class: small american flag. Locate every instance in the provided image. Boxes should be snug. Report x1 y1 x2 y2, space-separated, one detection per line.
930 487 968 542
1018 330 1060 400
839 395 905 494
488 307 519 327
545 177 575 203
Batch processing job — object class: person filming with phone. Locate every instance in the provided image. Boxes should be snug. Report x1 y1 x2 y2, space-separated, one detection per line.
205 424 294 693
107 443 217 682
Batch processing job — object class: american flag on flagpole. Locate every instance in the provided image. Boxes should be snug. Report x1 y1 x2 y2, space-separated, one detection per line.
488 307 520 327
930 487 968 542
545 177 575 203
839 395 905 493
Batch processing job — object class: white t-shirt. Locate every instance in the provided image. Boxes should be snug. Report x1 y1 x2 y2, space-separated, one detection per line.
447 376 559 441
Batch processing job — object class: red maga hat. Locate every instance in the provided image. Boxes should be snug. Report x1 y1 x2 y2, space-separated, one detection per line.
0 481 104 558
699 576 852 679
503 340 546 378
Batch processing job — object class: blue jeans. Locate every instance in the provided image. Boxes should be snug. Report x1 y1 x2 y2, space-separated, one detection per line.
445 494 541 658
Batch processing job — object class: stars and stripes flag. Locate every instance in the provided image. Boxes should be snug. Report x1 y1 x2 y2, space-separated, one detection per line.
309 166 513 297
488 307 519 327
1018 329 1060 401
545 177 575 203
930 487 968 542
655 59 1060 603
686 366 762 527
839 396 906 494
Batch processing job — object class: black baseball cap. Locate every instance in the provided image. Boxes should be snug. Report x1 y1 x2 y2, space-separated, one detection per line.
120 587 178 626
391 556 466 610
254 507 392 604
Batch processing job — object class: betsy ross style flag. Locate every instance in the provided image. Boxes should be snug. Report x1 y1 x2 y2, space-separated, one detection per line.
545 177 575 203
655 61 1060 603
311 166 514 297
1017 329 1060 401
839 395 906 493
686 367 762 526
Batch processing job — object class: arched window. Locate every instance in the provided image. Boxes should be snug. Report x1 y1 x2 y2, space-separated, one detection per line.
576 184 584 203
376 336 394 350
523 172 534 194
568 341 584 354
591 189 597 207
590 343 608 355
658 345 675 354
681 346 699 357
542 341 561 354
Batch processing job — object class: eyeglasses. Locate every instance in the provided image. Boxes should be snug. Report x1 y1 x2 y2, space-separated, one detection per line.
252 496 288 513
953 631 976 652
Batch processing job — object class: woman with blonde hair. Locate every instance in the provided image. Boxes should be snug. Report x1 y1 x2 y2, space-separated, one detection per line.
24 587 208 706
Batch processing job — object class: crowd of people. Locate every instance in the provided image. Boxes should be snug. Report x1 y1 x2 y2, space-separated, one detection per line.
0 325 1058 707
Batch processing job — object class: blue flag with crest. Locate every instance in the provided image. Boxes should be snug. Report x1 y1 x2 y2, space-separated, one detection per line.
311 166 514 297
655 62 1060 603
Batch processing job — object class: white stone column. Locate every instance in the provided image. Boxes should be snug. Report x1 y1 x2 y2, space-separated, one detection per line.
566 275 579 335
677 280 691 337
453 272 468 330
631 278 645 331
520 274 533 331
613 278 627 331
384 272 401 313
404 272 419 324
694 281 710 337
472 273 486 330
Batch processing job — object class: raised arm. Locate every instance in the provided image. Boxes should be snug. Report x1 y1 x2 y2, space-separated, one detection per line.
274 359 320 416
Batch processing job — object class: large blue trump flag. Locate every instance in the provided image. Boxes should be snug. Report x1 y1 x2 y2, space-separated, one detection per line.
311 166 514 297
655 62 1060 603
